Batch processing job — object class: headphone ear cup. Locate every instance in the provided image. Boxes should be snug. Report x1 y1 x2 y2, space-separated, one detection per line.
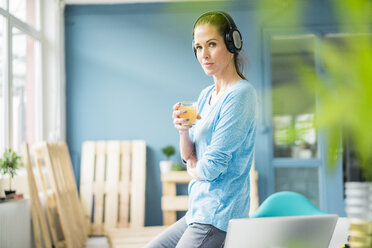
225 31 234 53
225 29 235 53
226 28 242 53
232 29 242 52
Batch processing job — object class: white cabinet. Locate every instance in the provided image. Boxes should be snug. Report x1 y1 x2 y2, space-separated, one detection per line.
0 199 32 248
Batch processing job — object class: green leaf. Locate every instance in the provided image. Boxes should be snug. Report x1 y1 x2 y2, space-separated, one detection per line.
0 148 22 178
161 145 175 159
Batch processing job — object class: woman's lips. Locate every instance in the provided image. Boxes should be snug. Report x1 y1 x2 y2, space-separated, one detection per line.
203 63 214 68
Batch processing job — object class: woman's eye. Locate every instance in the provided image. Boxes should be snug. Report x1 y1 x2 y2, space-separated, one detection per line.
209 42 216 47
195 46 202 50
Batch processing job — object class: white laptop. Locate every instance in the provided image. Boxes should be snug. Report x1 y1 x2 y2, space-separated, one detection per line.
224 214 338 248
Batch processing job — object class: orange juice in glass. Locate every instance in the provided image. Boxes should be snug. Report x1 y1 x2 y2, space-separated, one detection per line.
179 102 197 126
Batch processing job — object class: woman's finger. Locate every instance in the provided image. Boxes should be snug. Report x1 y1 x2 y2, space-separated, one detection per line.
173 102 181 110
173 118 189 125
172 110 187 120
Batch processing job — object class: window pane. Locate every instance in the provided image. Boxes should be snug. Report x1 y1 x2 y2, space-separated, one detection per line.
9 0 40 29
0 0 6 9
12 27 38 152
0 15 4 152
275 167 319 207
271 35 318 158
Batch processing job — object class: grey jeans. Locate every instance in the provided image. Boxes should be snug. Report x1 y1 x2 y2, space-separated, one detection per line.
145 217 226 248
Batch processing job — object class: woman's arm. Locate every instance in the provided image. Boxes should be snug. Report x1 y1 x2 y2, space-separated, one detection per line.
196 85 257 181
179 131 197 164
172 102 197 162
179 131 200 179
172 102 199 179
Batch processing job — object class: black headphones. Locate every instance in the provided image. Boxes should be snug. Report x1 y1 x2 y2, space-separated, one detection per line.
192 10 243 58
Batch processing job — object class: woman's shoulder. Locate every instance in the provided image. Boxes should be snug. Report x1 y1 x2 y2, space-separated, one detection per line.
234 80 255 90
229 80 257 99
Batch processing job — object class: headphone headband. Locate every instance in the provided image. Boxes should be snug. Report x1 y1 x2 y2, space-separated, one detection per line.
197 10 236 30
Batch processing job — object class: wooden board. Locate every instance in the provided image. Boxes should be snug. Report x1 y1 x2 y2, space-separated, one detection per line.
107 226 167 248
79 140 146 235
33 143 65 247
118 141 131 228
104 141 121 231
81 140 158 247
161 171 191 225
58 142 89 241
22 143 53 248
79 141 95 232
47 143 85 247
92 141 106 235
161 196 189 211
33 142 88 248
161 171 192 183
129 140 146 228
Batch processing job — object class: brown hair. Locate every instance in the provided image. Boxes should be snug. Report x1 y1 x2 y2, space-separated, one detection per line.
192 12 247 80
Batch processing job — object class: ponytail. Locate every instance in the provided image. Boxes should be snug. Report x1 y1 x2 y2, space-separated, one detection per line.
234 53 247 80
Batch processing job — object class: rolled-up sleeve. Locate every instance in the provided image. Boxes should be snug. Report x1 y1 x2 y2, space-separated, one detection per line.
181 128 194 165
196 86 257 181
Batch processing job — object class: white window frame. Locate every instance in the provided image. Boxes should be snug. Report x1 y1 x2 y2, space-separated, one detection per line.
0 2 42 152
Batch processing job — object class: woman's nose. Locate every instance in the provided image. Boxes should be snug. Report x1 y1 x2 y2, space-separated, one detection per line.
202 48 209 59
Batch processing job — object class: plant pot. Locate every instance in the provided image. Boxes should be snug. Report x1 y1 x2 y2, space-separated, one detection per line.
344 182 372 248
4 190 16 199
160 160 172 174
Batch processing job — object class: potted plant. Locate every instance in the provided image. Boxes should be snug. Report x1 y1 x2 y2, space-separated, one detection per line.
0 148 22 198
160 145 175 174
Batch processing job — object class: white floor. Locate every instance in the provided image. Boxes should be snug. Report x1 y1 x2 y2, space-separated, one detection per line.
83 236 110 248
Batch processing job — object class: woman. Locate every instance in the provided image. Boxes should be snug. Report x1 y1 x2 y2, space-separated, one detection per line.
146 10 257 248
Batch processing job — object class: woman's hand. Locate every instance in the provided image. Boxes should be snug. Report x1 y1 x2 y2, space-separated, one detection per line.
173 102 201 172
172 102 197 132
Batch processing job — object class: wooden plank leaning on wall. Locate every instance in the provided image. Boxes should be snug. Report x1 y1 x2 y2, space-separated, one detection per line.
32 142 88 248
22 143 53 248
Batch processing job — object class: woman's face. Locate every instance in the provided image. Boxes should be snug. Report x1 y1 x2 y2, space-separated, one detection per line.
194 24 234 77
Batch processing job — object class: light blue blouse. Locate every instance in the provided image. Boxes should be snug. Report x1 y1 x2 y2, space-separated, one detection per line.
184 80 257 232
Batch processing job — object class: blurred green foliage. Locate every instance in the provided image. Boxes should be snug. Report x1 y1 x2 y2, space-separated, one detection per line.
161 145 175 160
172 162 186 171
300 0 372 180
287 240 312 248
262 0 372 180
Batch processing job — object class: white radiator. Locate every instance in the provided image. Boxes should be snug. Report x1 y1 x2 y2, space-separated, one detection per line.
0 199 32 248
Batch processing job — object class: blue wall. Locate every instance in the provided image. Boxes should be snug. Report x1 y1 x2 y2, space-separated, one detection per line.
65 1 350 226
